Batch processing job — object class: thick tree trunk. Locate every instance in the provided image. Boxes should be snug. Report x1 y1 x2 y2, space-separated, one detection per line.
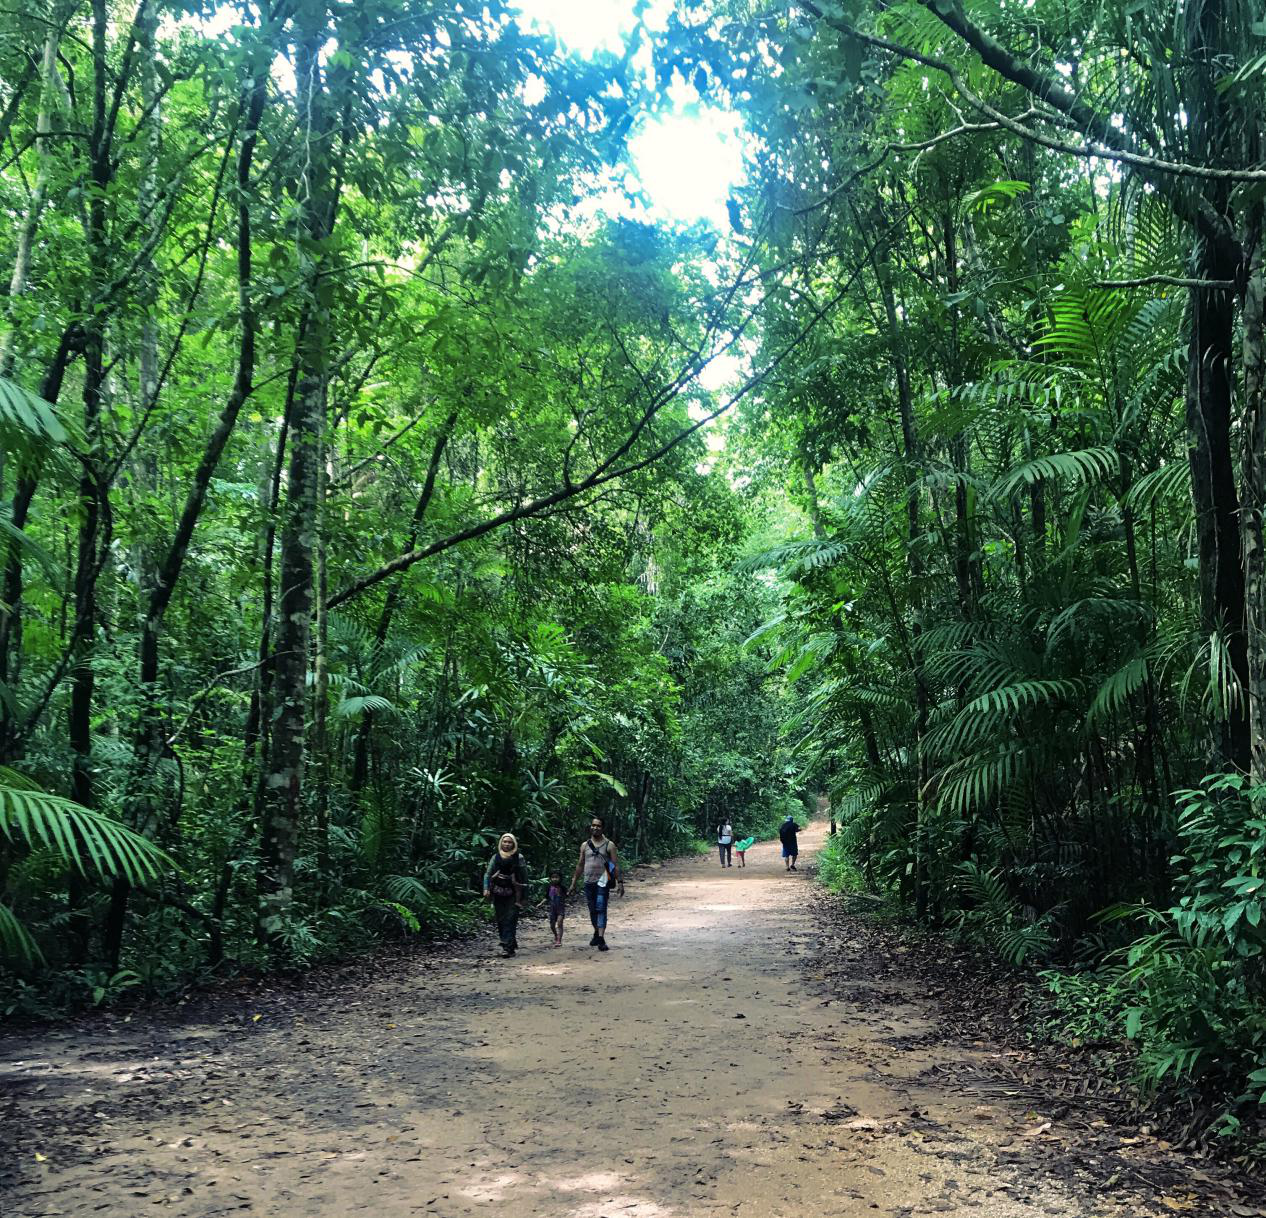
1186 265 1248 770
1183 0 1249 772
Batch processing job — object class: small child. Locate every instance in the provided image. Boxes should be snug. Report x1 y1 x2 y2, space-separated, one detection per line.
734 836 755 867
547 873 567 946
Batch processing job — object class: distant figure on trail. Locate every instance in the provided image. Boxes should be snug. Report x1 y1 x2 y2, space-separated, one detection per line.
568 816 623 951
717 820 734 868
779 814 801 871
483 833 527 957
547 872 567 946
733 836 754 867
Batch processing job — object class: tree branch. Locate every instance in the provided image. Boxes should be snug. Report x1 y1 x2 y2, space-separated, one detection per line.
1092 274 1236 291
798 1 1248 263
328 248 879 610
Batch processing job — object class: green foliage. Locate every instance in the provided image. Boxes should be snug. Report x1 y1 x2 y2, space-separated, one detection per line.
1062 778 1266 1112
0 0 807 1008
954 861 1056 966
0 770 172 887
816 833 866 895
709 0 1266 1136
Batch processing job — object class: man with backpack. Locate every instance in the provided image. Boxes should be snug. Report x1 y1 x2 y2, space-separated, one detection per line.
779 814 801 871
568 816 623 951
483 832 528 956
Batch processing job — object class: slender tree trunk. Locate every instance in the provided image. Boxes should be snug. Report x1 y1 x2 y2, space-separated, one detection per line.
874 237 930 919
243 362 297 782
68 0 114 962
349 410 458 794
1242 230 1266 785
312 431 331 887
258 11 336 940
0 28 59 382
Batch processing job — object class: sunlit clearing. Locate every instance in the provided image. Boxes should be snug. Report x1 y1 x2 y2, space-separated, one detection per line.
516 0 634 55
628 110 746 228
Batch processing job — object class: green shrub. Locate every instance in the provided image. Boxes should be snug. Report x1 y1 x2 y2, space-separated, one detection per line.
1098 776 1266 1115
816 833 865 894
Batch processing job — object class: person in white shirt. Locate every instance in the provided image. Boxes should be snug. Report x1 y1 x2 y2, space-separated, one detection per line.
717 821 734 868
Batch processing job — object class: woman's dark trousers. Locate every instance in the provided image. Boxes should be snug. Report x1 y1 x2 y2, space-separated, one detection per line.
493 897 518 950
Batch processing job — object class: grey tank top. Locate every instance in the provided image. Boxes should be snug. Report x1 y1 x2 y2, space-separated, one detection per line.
582 837 612 882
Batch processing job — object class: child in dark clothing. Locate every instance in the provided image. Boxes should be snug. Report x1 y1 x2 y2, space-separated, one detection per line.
547 872 566 946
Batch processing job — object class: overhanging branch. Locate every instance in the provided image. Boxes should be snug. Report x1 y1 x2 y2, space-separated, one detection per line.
328 252 880 611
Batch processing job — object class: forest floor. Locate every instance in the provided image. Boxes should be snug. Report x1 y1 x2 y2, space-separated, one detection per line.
2 822 1260 1218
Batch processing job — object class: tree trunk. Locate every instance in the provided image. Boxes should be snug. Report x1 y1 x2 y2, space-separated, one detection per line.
1186 267 1248 770
1242 231 1266 785
312 429 331 887
0 27 60 382
258 12 336 941
69 0 114 963
1183 0 1250 772
874 236 930 919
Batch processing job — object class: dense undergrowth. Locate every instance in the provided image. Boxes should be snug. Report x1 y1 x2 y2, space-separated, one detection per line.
816 785 1266 1150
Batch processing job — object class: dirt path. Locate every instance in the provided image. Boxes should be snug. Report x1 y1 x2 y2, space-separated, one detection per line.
0 824 1243 1217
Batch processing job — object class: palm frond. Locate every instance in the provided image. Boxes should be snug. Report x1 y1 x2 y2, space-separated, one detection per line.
0 376 69 448
1086 656 1148 726
0 900 43 966
1123 461 1190 514
334 694 396 718
0 774 172 885
737 538 846 574
992 446 1120 499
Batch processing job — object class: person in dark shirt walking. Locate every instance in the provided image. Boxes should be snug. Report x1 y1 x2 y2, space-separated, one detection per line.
778 815 801 871
483 833 527 956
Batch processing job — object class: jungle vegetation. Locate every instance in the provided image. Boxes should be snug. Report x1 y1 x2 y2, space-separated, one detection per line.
1 0 1264 1137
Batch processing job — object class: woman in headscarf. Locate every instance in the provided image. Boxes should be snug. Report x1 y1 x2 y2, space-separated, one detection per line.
483 832 528 957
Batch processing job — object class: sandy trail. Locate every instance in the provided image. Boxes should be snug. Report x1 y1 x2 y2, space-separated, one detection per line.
0 824 1221 1217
